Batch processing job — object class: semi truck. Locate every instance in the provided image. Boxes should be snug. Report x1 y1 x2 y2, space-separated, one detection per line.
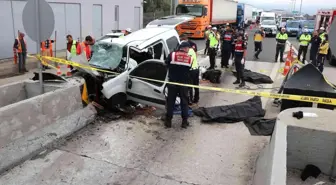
175 0 238 38
315 9 336 65
236 3 254 28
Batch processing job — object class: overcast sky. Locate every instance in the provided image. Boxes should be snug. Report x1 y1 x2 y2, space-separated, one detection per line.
238 0 336 14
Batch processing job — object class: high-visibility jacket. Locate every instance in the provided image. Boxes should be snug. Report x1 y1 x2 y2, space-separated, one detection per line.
299 34 311 46
319 41 329 55
276 33 288 44
77 42 91 60
69 40 77 57
205 30 210 40
41 40 53 51
209 32 219 48
188 48 198 69
17 38 27 53
254 30 264 42
320 32 326 42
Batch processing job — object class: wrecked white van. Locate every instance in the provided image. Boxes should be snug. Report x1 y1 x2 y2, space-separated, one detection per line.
74 15 194 109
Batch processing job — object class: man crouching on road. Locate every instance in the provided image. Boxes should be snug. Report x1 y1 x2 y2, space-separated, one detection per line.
164 42 192 129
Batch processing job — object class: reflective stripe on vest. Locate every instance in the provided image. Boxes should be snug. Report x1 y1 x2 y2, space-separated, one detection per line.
17 38 27 53
209 32 218 48
299 34 311 46
171 51 192 67
235 41 244 53
224 33 232 41
70 40 77 56
188 48 198 69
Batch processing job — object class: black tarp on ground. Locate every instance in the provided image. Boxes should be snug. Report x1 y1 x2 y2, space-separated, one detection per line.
193 96 265 123
244 117 276 136
232 69 273 84
281 63 336 111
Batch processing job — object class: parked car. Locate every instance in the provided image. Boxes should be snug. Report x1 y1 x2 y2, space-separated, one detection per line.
297 20 315 40
260 20 277 37
285 20 302 37
73 15 194 109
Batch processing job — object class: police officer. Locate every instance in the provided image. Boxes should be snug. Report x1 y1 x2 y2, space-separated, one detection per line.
221 25 234 68
204 25 212 55
233 33 247 87
254 27 265 60
208 27 220 69
231 28 239 60
179 34 199 105
319 27 326 41
298 28 311 63
310 31 322 66
317 34 329 73
275 27 288 62
164 42 192 129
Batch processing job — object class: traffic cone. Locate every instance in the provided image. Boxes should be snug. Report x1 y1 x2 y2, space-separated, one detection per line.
283 58 291 76
56 66 61 76
66 65 72 77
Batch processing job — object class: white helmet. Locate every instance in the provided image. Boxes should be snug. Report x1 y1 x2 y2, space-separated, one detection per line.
303 29 308 33
320 27 325 30
126 28 132 32
212 27 217 30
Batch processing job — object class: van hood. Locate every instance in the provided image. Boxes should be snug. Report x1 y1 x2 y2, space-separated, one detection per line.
146 15 195 28
261 24 277 29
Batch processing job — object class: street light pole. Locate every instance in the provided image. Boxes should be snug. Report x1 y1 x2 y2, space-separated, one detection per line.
299 0 303 14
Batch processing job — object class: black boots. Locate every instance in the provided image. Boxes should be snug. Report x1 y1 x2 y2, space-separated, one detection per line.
164 119 190 129
233 80 240 84
233 80 245 87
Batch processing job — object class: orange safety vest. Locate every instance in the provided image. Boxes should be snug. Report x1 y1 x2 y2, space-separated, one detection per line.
41 40 53 51
17 37 27 53
80 42 91 59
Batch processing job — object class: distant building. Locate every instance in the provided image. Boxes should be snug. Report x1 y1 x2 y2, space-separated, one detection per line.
0 0 143 59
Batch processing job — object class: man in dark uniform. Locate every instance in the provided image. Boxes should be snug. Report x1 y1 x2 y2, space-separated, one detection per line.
165 42 192 129
310 31 322 66
221 25 234 68
231 28 239 59
233 33 247 87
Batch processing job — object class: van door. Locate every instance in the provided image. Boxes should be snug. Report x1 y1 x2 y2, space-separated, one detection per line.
146 15 195 28
126 59 168 109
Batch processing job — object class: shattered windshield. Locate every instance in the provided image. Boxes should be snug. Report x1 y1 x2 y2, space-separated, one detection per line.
89 41 124 70
176 4 203 17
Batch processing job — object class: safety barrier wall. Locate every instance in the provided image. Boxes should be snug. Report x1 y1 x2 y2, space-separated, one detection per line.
0 81 83 148
253 107 336 185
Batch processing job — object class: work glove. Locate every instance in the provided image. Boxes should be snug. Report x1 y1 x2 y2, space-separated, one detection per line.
241 58 245 65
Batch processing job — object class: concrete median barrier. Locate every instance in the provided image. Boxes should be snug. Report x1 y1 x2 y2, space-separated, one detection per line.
0 79 97 174
253 107 336 185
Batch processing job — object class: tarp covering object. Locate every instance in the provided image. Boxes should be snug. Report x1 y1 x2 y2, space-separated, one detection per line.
193 96 265 123
244 117 276 136
232 69 273 84
281 63 336 111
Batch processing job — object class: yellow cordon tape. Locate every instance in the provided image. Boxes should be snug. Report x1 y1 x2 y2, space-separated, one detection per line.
33 55 336 106
27 54 57 70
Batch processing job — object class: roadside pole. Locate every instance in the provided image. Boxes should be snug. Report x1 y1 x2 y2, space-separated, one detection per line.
22 0 55 94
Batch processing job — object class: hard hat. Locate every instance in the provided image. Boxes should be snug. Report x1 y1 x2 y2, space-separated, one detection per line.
126 28 132 32
212 27 217 30
226 23 230 26
207 25 212 28
320 27 325 30
303 28 308 33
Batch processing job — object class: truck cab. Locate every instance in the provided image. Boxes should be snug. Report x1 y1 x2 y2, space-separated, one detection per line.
315 9 336 65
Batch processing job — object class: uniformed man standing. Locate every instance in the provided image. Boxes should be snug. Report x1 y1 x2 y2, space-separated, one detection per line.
275 27 288 62
231 28 239 59
164 42 192 129
221 25 234 68
319 27 326 41
253 27 265 60
204 25 212 55
180 34 199 105
233 33 247 87
208 27 220 69
310 31 322 66
317 34 329 73
297 29 311 63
